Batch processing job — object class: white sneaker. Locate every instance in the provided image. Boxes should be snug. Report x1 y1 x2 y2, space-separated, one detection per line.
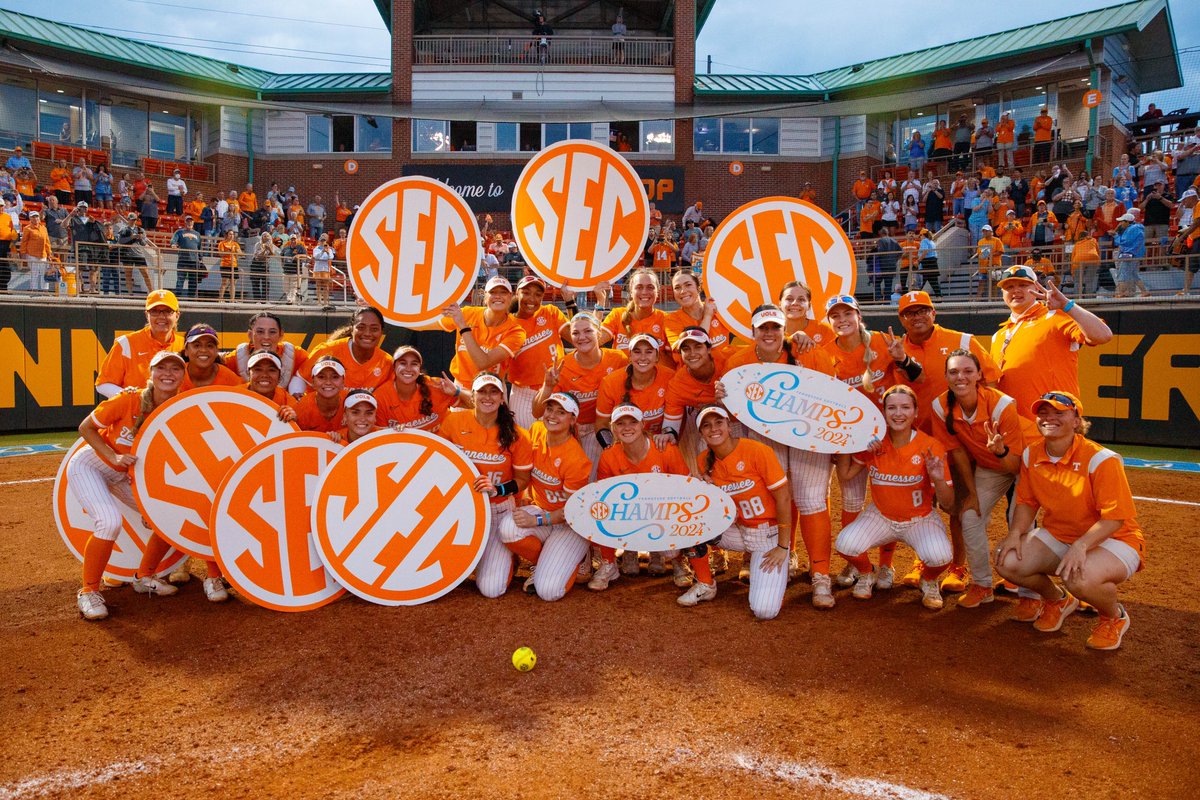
677 581 717 607
709 548 728 574
852 570 876 600
132 575 179 596
672 558 694 588
788 549 805 581
647 552 667 576
920 578 944 610
203 577 229 603
523 567 537 595
811 573 835 609
876 565 895 590
619 551 640 576
575 557 593 582
835 563 859 588
77 589 108 620
168 561 192 584
587 561 620 591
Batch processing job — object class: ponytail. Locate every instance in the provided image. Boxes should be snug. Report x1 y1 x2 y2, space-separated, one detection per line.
704 447 716 479
496 402 518 453
622 364 635 405
416 374 433 417
859 324 875 393
944 390 958 436
131 383 159 437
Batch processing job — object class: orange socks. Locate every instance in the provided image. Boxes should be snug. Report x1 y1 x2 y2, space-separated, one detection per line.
597 545 617 564
690 555 713 585
840 552 874 574
505 536 543 565
135 534 172 579
206 560 223 579
81 537 116 592
841 509 860 528
921 563 947 581
879 542 897 568
798 512 832 575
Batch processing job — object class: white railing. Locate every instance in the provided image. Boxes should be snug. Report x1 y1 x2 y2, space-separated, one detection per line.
413 34 673 68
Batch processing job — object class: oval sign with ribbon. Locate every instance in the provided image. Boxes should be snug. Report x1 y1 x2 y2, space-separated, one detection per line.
721 363 884 453
564 473 735 553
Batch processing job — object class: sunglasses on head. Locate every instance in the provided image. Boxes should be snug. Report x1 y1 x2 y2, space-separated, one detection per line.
1040 392 1076 408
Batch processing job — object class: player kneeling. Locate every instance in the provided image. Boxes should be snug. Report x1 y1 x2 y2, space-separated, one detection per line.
834 385 955 609
994 392 1143 650
680 405 791 620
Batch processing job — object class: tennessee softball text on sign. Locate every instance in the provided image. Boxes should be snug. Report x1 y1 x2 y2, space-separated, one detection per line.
511 139 650 291
310 429 491 606
721 363 884 453
346 175 482 328
703 196 857 342
131 388 299 559
565 473 735 553
54 439 188 582
210 434 346 612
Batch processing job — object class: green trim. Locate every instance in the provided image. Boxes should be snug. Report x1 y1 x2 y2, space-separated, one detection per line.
696 0 718 35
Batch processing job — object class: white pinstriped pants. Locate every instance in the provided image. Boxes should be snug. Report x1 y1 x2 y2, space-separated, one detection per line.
959 466 1016 589
788 448 833 514
65 446 135 542
835 505 953 566
716 523 788 620
476 499 548 599
840 469 867 514
531 524 592 602
509 385 539 431
576 423 602 482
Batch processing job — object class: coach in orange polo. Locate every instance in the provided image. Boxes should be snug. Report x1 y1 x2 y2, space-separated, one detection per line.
989 266 1112 421
95 289 185 398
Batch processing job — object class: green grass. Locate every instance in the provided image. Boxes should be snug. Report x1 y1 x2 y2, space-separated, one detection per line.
0 431 77 448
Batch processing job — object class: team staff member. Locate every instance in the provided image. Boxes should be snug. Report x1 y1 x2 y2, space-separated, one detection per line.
373 345 462 433
507 275 571 428
517 392 595 601
302 307 392 390
664 270 733 353
995 392 1143 650
178 324 242 390
330 390 385 445
598 270 674 365
835 385 955 610
95 290 184 397
230 312 309 396
439 276 526 387
445 374 533 599
72 351 186 620
928 351 1032 608
990 266 1112 419
589 405 695 592
293 356 348 433
678 406 791 620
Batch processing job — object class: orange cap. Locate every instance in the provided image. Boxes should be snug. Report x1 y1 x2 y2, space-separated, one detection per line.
145 289 179 312
898 291 933 314
1031 391 1083 417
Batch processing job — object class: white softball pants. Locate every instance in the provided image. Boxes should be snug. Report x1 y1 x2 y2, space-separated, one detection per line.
840 469 868 514
508 385 539 430
716 523 787 620
475 499 541 598
788 448 833 514
959 466 1016 589
835 505 953 566
65 446 135 542
576 423 602 482
531 523 592 602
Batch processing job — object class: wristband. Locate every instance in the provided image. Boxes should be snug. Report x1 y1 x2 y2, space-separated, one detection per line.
996 445 1010 457
459 327 473 336
535 512 544 527
776 545 790 553
495 479 519 497
1062 299 1076 313
596 428 614 450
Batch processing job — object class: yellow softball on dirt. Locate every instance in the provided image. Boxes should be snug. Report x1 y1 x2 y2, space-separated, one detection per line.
512 646 537 672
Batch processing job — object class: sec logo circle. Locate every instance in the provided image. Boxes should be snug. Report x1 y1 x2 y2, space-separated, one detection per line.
53 439 188 582
703 196 857 343
590 501 610 520
310 429 491 606
511 139 649 291
210 433 346 612
132 387 300 559
346 176 482 328
744 382 766 401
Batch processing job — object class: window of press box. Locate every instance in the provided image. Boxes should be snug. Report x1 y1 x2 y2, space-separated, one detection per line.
413 119 449 152
544 122 593 146
357 116 392 152
449 120 477 151
308 114 357 152
609 121 639 152
0 75 37 150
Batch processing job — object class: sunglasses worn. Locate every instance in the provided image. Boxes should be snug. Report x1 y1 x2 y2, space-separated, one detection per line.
1040 392 1076 408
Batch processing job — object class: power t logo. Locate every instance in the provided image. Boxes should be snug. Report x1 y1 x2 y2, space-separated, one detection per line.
703 197 857 343
310 429 490 606
347 176 481 327
512 140 649 291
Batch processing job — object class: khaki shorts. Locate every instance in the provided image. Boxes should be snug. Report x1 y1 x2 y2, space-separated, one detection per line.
1030 527 1141 581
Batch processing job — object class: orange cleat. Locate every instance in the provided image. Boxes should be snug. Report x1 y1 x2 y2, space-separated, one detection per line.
1086 607 1130 650
940 564 968 593
1013 597 1044 623
899 560 924 588
1034 593 1080 633
957 583 995 608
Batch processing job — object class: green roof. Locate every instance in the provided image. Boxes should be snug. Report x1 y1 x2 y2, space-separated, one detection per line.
259 73 391 94
694 73 824 95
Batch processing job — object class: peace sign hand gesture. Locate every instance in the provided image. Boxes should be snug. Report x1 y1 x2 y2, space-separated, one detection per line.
883 326 906 361
542 355 563 389
1028 278 1069 310
436 371 459 396
983 420 1007 455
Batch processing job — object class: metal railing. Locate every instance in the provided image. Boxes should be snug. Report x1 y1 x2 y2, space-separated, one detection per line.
413 34 674 68
869 135 1104 184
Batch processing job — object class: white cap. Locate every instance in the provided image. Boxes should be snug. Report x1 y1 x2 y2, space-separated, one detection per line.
484 276 513 293
472 373 506 396
695 405 730 429
610 404 644 423
1117 212 1136 222
247 350 282 370
982 224 993 231
149 350 185 368
627 333 661 352
311 356 345 377
545 392 580 417
673 327 711 350
344 389 377 410
750 307 786 328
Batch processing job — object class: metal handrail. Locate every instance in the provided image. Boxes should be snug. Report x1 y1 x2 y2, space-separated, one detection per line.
413 34 674 68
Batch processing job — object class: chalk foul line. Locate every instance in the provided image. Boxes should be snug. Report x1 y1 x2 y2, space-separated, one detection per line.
1133 495 1200 507
727 753 956 800
0 477 54 486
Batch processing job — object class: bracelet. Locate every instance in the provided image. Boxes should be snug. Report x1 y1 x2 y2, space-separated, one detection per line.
453 385 461 397
1062 299 1076 313
995 445 1010 457
776 545 790 553
459 327 472 336
535 512 544 527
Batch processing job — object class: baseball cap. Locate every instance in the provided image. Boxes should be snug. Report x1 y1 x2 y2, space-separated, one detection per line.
28 210 39 218
545 391 580 417
13 146 21 151
149 350 186 369
344 389 378 410
311 355 346 377
127 212 138 220
183 215 193 222
1037 199 1047 206
750 306 786 328
516 275 545 291
247 350 282 370
898 291 933 314
673 326 711 350
391 345 423 363
982 224 993 231
1031 390 1083 417
996 264 1039 287
824 294 859 315
610 404 643 423
1117 212 1136 222
145 289 179 311
627 333 661 352
695 405 729 429
184 324 219 345
484 276 513 293
472 373 506 396
76 201 88 209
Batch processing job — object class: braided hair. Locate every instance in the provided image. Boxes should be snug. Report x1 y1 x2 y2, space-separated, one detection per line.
942 348 981 437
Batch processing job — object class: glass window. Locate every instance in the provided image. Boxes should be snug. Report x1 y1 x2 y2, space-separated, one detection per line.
1005 87 1050 147
721 118 751 153
569 123 592 139
149 106 188 160
543 123 570 146
518 123 541 152
413 119 448 152
106 96 148 166
693 118 720 153
901 106 937 163
609 121 639 152
39 83 83 145
357 116 391 152
641 120 673 153
0 75 38 148
331 115 355 152
751 118 779 155
495 122 518 152
308 115 332 152
449 120 476 151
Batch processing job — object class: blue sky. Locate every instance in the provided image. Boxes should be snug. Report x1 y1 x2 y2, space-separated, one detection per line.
5 0 1195 108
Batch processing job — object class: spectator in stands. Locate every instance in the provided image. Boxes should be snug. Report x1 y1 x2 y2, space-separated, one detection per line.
51 160 72 206
480 247 500 283
1139 181 1175 259
1138 150 1168 188
680 228 701 268
170 216 204 299
311 232 335 310
852 170 875 223
1178 187 1197 231
995 113 1016 168
307 195 326 239
66 202 104 294
1064 200 1090 259
931 120 953 164
1136 103 1164 135
221 206 241 236
799 182 817 203
989 166 1012 198
1112 153 1136 186
682 200 704 227
503 243 523 266
215 190 228 222
132 172 148 203
1112 213 1147 297
903 195 920 233
5 146 30 172
975 225 1004 299
989 189 1015 230
166 169 187 216
967 187 992 244
880 190 901 235
19 210 51 291
94 166 113 211
1173 132 1200 198
98 222 120 295
859 194 882 239
280 235 308 304
1029 200 1058 250
611 11 627 64
185 192 205 221
239 183 259 230
899 230 920 290
1093 189 1125 240
72 158 94 206
14 166 38 202
0 197 16 293
907 131 927 177
1113 175 1136 208
334 193 351 228
872 228 902 299
917 228 942 297
649 232 678 272
922 179 945 232
997 209 1024 253
1174 202 1199 296
1026 248 1055 286
113 212 153 295
1069 227 1101 299
42 195 68 253
266 183 282 204
139 185 160 231
248 232 276 303
950 171 968 218
0 168 12 197
1033 107 1055 164
952 115 974 171
116 173 131 210
974 119 995 158
332 228 347 266
901 174 921 205
217 228 243 303
878 170 897 195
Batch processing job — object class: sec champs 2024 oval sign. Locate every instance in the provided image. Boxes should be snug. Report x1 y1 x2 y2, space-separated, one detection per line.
721 363 884 453
565 473 735 553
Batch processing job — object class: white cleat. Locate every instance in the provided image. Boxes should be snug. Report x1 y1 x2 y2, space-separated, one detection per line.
672 558 694 588
876 565 896 590
835 563 859 588
852 570 876 600
203 577 229 603
587 561 620 591
920 578 944 610
811 573 835 609
677 581 717 607
77 589 108 620
132 575 179 596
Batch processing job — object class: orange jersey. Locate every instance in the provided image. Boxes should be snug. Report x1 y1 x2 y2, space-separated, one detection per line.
180 364 243 392
997 220 1025 250
854 429 950 522
665 348 728 421
649 242 677 269
301 337 392 390
930 387 1035 472
506 305 568 388
598 439 689 479
852 178 876 200
551 349 628 425
526 422 592 511
900 240 920 269
601 307 670 354
859 202 881 233
217 239 241 268
976 236 1005 271
241 384 291 406
51 168 71 192
1017 434 1145 554
902 324 999 428
372 379 457 433
238 191 258 212
293 390 348 433
664 307 733 352
724 338 833 377
933 127 954 151
791 318 835 354
990 304 1089 419
596 364 675 433
989 200 1014 229
438 306 526 386
995 118 1015 145
184 200 206 219
1033 114 1054 142
88 391 148 471
440 409 533 505
96 327 185 392
821 335 905 410
708 438 787 527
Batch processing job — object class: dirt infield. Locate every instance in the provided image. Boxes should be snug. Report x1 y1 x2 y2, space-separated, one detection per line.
2 453 1197 800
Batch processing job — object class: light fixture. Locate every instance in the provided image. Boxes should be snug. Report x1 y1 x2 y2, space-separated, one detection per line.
56 89 64 93
1035 86 1043 90
916 111 924 116
1081 78 1090 82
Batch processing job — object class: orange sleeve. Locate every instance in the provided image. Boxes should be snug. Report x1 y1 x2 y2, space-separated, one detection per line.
91 393 135 430
595 371 621 418
601 308 623 338
1015 455 1042 511
758 442 787 490
562 447 593 493
496 319 526 358
95 338 131 389
511 428 534 471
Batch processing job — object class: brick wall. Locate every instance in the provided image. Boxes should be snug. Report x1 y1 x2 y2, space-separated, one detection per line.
674 0 695 105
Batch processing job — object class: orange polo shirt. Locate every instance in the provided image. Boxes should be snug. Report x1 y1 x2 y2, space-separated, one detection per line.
598 439 689 479
372 379 457 433
902 324 999 428
437 307 527 386
294 390 348 433
526 421 592 511
709 438 787 528
51 168 71 192
933 128 953 151
996 118 1015 145
990 303 1090 419
239 191 258 212
1033 114 1054 142
439 409 533 505
853 429 949 522
852 179 876 200
301 337 392 390
505 304 568 389
550 349 628 425
96 327 185 392
930 386 1035 473
976 236 1005 271
595 364 675 433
